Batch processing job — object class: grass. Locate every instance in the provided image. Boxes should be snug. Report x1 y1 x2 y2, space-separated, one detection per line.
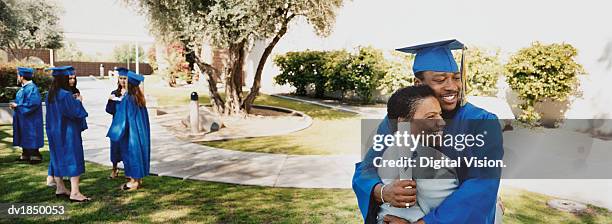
1 125 611 223
203 119 361 155
500 187 612 224
146 83 359 155
201 95 361 155
0 124 361 223
145 82 355 120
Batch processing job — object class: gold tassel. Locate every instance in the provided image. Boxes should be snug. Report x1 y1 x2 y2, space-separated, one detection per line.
460 46 467 106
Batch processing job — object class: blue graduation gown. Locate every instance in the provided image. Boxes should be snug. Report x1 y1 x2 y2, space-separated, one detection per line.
46 89 88 177
12 82 44 149
105 90 123 163
352 103 503 223
107 94 150 179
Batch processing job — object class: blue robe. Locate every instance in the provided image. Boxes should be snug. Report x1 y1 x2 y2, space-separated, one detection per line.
12 82 44 150
107 94 150 179
352 103 503 223
46 89 88 177
105 90 124 163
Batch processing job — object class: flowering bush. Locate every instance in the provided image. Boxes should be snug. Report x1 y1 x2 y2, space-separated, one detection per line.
505 42 585 125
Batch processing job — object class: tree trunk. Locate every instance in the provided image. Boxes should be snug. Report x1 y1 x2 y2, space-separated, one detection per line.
243 14 294 113
224 41 247 116
194 55 225 114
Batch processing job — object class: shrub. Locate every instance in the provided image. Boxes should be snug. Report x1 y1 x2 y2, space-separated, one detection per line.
274 50 329 97
379 52 414 95
460 47 503 97
505 42 584 125
347 47 389 103
274 47 394 103
147 46 158 72
0 62 52 103
325 50 353 99
164 42 191 86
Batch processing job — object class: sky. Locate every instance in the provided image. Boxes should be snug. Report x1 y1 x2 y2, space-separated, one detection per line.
276 0 612 75
57 0 154 57
57 0 612 75
55 0 612 116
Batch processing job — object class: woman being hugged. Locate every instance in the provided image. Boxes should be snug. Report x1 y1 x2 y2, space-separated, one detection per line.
105 67 128 179
107 71 150 191
45 67 91 202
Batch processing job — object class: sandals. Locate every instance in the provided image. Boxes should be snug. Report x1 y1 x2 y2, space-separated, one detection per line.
55 192 70 198
70 197 92 203
120 182 141 191
108 169 119 179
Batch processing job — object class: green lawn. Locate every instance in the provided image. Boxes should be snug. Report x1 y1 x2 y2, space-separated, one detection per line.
1 124 611 223
501 187 612 224
200 96 361 155
0 124 360 223
146 84 360 155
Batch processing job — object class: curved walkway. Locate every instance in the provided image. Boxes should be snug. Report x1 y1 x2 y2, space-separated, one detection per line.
78 77 358 189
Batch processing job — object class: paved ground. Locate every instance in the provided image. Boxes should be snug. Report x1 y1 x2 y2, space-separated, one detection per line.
78 77 359 189
155 105 313 142
77 77 612 210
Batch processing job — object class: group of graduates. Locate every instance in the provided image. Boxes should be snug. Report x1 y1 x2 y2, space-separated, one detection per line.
11 66 151 203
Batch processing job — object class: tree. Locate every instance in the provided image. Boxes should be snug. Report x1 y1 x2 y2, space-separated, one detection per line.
126 0 344 116
56 41 95 61
0 0 63 55
112 43 145 63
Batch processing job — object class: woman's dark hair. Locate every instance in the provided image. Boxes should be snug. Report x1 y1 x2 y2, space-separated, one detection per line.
68 75 79 94
113 79 124 97
48 75 70 103
22 76 33 81
128 83 146 107
387 85 436 120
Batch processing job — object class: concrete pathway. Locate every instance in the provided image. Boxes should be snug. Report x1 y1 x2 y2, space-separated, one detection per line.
76 77 612 210
77 77 358 189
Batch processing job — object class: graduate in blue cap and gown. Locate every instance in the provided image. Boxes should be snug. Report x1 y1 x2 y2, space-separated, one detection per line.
107 70 150 191
64 66 82 101
352 40 503 224
105 67 129 179
45 66 91 202
11 67 44 164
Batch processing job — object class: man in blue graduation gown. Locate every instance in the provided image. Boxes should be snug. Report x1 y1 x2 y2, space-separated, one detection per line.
107 71 151 190
11 67 44 164
352 40 503 223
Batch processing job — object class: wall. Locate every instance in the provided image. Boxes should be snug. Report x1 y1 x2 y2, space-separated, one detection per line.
6 49 52 64
54 61 153 76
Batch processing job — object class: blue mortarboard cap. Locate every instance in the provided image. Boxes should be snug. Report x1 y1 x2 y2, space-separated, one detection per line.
17 67 34 78
127 71 144 85
115 67 128 77
46 67 69 76
396 39 464 74
62 66 75 75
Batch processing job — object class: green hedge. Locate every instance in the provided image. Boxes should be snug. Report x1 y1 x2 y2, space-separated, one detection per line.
274 46 503 104
274 47 391 103
0 62 53 103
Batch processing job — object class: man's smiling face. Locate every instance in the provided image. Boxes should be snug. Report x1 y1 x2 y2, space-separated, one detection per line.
415 71 462 112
